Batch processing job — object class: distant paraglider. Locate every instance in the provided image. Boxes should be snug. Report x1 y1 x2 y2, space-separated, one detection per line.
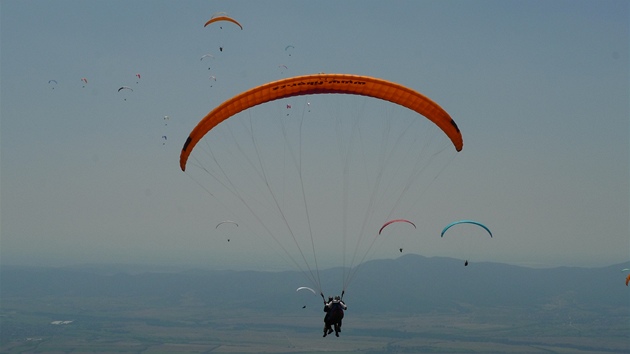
204 14 242 52
441 220 491 266
81 78 88 88
379 219 416 253
204 15 243 30
626 273 630 286
441 220 492 238
296 286 317 295
201 54 214 70
297 286 317 310
161 116 170 146
118 86 133 100
285 45 295 56
216 220 238 242
378 219 416 235
48 80 58 89
216 220 238 228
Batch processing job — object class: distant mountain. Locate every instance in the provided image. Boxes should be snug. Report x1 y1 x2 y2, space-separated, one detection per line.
346 255 629 312
2 254 628 314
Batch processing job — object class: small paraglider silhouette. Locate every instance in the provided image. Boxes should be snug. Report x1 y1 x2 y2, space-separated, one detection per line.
204 12 242 51
379 219 415 255
285 45 295 56
302 305 306 309
200 54 214 70
441 220 491 268
216 220 237 243
118 86 133 101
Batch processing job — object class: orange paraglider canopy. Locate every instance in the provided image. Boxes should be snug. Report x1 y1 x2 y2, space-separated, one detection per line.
626 273 630 286
180 73 462 171
204 16 243 30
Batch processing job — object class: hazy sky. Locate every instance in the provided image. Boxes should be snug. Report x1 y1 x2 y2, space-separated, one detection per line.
1 0 628 273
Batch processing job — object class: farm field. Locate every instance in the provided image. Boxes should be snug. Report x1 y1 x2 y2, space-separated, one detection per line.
2 295 627 353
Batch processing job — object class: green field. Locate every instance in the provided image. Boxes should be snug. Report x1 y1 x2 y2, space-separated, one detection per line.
2 294 628 353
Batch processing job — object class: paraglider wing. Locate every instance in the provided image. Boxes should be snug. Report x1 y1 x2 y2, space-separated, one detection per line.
378 219 416 235
296 286 317 295
211 11 228 18
440 220 492 238
626 273 630 286
180 73 463 171
204 16 243 30
216 220 238 228
118 86 133 92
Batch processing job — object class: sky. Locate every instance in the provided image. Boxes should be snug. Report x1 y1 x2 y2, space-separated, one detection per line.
1 0 628 273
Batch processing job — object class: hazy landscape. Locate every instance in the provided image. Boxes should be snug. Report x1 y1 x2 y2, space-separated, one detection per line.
2 254 628 353
2 2 628 353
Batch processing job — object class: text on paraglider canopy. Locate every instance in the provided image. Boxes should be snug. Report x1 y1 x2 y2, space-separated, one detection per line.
271 79 367 92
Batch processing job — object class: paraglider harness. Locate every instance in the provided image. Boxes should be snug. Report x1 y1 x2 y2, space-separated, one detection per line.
328 300 345 320
321 292 345 336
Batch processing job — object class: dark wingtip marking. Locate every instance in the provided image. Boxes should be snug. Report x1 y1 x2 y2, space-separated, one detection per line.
449 119 463 152
182 136 192 152
180 136 193 171
450 119 460 132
